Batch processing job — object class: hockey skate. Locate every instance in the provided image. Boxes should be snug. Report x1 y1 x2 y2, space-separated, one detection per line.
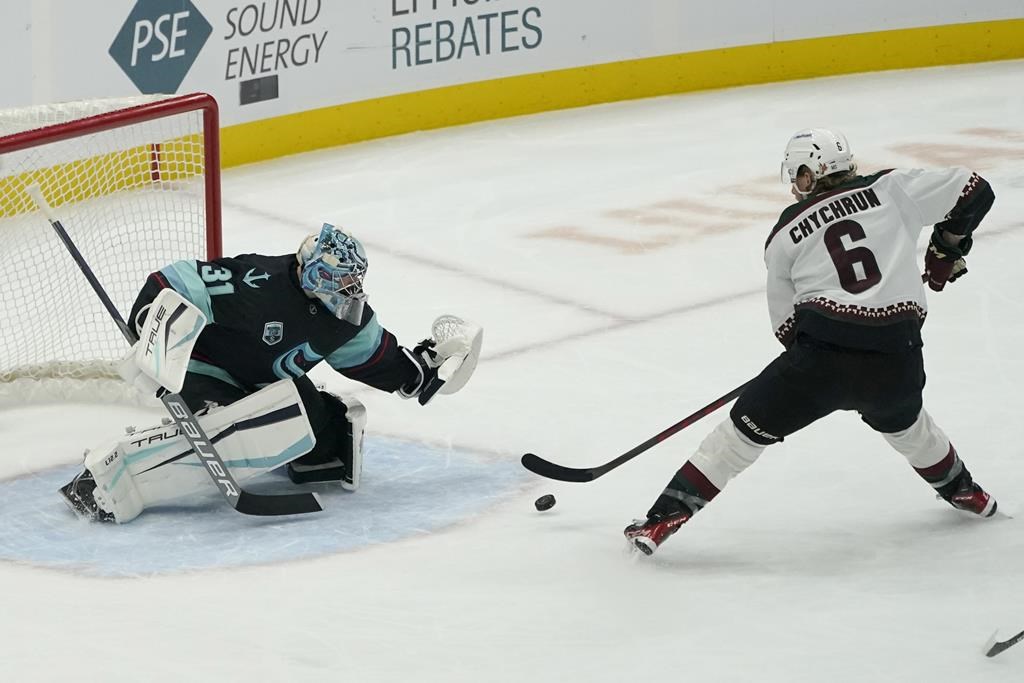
59 470 115 523
943 472 997 518
624 510 691 555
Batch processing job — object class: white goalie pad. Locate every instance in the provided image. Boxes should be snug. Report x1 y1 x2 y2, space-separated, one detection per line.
343 396 366 491
85 379 315 523
430 314 483 395
120 288 207 394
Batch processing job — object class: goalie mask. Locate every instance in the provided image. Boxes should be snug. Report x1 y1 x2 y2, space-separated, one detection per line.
781 128 856 197
298 223 368 324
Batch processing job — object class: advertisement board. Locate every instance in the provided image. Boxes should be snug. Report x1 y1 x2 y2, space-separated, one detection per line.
6 1 1022 126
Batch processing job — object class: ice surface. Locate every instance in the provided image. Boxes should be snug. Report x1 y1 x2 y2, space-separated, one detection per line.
0 437 527 577
1 60 1023 682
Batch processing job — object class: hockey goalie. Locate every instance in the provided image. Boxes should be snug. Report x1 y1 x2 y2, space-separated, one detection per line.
59 223 482 523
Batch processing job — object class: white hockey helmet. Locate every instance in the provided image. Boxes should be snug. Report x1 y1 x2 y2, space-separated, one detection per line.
297 223 368 324
781 128 856 185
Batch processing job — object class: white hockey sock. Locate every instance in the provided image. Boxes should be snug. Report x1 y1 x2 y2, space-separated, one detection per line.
688 418 767 491
880 409 952 469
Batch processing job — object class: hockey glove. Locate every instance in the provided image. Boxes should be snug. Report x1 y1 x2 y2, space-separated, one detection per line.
398 315 483 406
118 288 208 394
399 339 445 406
116 345 163 397
923 229 970 292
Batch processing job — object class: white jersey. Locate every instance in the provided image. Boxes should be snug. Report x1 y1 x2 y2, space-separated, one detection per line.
764 167 978 350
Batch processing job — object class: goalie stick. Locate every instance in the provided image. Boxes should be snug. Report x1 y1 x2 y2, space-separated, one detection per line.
985 628 1024 658
28 185 321 517
521 380 753 482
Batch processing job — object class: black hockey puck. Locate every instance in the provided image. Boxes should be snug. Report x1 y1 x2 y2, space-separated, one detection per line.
534 494 556 511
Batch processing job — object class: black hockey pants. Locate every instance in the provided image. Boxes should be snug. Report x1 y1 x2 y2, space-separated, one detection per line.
729 334 926 446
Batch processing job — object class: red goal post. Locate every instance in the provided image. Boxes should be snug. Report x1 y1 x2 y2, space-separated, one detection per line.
0 93 223 404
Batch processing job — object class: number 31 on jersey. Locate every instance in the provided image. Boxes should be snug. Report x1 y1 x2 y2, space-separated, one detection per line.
200 265 235 296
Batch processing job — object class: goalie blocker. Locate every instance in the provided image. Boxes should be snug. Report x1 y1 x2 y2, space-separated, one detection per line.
117 288 206 395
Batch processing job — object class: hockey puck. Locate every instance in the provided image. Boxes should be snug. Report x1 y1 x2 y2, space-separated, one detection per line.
534 494 556 511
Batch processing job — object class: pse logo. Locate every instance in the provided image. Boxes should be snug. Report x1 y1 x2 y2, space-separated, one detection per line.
109 0 213 94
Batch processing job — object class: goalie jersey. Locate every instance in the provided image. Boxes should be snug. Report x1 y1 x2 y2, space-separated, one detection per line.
764 168 993 352
129 253 418 392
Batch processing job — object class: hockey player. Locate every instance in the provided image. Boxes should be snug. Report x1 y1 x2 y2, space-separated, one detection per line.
60 223 482 523
625 128 997 555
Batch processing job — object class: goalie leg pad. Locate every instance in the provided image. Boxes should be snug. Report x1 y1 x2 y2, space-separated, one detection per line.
76 379 315 523
288 392 366 491
84 438 145 524
343 397 366 491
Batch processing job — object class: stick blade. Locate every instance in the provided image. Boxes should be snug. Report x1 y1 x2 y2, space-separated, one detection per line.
521 453 597 483
235 490 323 516
985 630 1002 657
984 628 1024 658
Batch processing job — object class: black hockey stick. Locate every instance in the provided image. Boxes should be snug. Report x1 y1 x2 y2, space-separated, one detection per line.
985 629 1024 657
28 186 321 517
521 380 754 482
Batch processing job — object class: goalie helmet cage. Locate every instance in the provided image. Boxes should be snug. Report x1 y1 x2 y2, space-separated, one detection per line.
0 93 222 405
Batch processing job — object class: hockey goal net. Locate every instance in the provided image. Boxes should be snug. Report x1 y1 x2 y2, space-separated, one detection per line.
0 93 221 405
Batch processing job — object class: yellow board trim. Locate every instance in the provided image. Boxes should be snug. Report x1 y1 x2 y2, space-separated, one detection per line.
225 17 1022 167
0 136 204 218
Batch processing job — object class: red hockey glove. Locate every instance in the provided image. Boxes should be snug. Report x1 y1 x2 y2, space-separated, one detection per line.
923 232 969 292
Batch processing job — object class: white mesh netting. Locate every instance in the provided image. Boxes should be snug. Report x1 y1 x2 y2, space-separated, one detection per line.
0 94 216 406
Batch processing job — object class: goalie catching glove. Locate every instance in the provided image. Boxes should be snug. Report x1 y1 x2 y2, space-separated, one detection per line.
399 315 483 405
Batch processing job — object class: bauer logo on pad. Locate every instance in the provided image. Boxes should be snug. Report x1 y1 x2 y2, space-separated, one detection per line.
109 0 212 95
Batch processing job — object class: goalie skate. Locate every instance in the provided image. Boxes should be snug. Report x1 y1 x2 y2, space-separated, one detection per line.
59 470 114 523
